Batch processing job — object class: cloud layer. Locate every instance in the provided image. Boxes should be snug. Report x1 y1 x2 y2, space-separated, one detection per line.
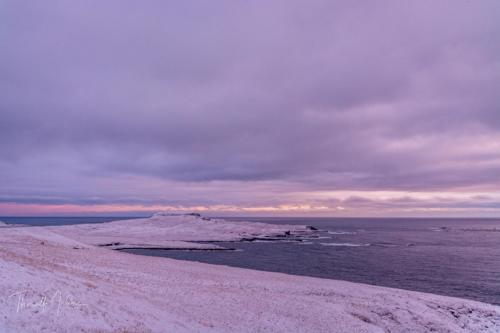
1 1 500 215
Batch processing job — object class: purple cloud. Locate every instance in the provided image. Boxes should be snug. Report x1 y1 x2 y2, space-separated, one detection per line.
1 1 499 215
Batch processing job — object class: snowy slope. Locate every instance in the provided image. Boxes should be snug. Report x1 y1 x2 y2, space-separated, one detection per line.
0 216 499 332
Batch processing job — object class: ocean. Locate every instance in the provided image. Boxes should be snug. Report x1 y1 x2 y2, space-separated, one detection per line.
2 216 499 305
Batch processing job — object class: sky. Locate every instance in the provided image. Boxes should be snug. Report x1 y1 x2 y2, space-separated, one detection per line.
1 0 500 217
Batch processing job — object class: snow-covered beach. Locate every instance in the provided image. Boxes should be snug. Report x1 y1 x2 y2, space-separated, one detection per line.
1 214 499 332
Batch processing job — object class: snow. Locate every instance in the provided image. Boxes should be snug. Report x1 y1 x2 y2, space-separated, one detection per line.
0 214 499 332
44 213 313 250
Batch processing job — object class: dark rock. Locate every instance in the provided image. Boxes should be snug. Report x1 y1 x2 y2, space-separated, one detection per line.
98 242 121 247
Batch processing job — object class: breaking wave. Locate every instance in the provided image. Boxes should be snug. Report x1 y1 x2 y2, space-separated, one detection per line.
320 242 370 247
327 231 356 235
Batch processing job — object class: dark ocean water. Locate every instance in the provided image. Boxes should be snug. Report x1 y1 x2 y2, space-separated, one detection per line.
2 216 499 305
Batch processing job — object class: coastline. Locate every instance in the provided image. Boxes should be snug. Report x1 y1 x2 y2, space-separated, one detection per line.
1 215 499 332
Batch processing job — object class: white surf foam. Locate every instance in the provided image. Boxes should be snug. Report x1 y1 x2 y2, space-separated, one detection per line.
320 242 370 247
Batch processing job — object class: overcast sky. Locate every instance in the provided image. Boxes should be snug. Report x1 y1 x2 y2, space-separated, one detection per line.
1 1 500 216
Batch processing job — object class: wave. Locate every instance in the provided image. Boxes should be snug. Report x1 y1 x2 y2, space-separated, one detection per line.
320 242 370 247
371 242 400 247
303 236 332 240
460 228 500 232
430 227 500 233
327 231 356 235
429 227 451 232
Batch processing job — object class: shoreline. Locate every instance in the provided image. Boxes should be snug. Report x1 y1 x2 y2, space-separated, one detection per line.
1 215 499 332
